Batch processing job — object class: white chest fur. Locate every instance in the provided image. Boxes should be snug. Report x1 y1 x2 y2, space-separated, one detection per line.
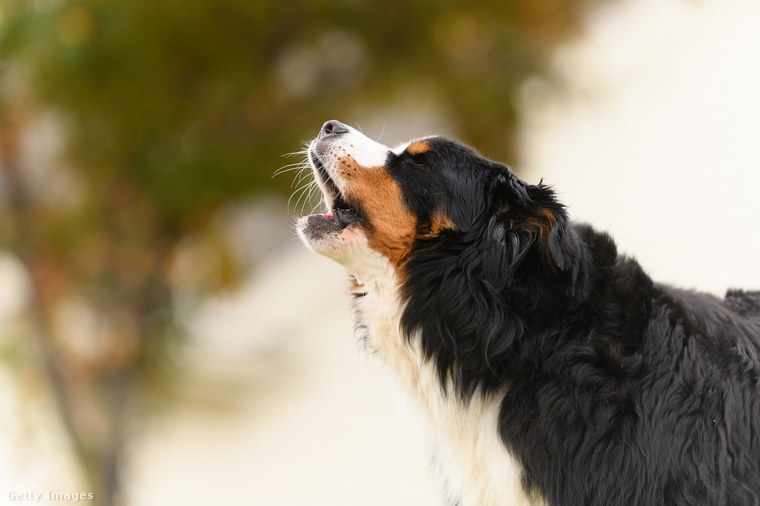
354 287 543 506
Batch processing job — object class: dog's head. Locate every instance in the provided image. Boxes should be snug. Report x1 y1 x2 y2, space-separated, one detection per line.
297 120 577 393
297 120 571 289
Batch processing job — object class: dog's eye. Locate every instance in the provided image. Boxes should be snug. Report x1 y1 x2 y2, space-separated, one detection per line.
403 158 428 170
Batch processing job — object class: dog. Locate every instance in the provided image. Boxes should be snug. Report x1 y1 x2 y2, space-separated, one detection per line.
296 120 760 506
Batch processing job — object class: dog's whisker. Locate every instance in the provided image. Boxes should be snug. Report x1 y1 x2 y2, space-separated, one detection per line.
293 179 320 215
287 178 314 211
273 162 309 178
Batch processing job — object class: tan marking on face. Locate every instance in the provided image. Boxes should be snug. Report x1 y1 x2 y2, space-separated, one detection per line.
407 140 431 156
337 156 416 268
412 210 455 240
429 211 455 236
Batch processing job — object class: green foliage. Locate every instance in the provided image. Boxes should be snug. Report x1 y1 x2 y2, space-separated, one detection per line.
1 0 600 230
0 2 604 503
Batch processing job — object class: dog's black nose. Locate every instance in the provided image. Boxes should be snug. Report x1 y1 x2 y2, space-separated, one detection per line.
319 120 349 139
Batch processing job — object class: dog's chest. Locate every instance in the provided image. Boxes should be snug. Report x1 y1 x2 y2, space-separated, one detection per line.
355 292 542 506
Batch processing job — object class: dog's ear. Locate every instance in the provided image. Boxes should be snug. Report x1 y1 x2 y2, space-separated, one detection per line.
493 172 572 271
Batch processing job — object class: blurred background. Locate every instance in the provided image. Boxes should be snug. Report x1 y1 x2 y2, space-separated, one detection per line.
0 0 759 504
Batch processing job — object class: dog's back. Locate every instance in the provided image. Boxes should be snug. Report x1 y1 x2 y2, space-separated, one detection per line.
726 290 760 318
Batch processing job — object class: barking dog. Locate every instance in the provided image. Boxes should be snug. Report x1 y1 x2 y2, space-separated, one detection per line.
296 120 760 506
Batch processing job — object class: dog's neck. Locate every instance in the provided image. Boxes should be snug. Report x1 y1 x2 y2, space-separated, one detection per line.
345 255 542 506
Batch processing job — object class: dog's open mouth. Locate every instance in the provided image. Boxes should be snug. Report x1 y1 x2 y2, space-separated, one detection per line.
304 153 364 234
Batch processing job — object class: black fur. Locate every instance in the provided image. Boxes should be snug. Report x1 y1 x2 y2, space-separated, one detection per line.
396 138 760 505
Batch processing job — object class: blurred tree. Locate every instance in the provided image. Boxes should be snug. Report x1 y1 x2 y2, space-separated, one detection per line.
0 0 606 504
